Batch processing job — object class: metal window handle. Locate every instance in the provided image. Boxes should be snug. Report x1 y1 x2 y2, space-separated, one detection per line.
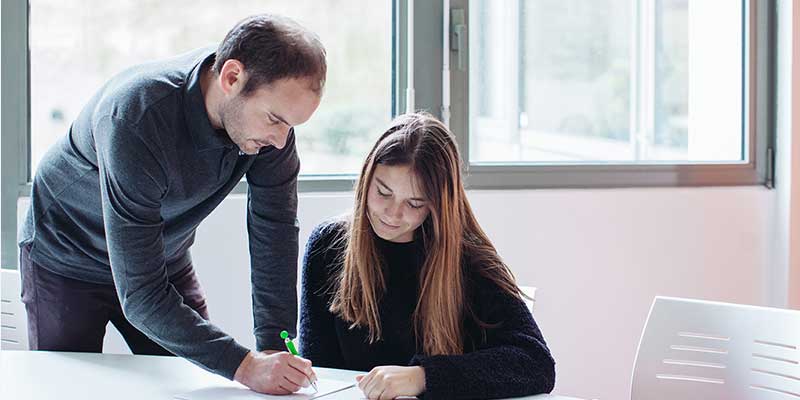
451 8 466 71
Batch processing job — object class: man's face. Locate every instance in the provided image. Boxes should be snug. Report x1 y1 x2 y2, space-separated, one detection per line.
219 77 321 155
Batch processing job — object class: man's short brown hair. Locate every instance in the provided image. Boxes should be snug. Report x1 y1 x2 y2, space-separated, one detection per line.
213 14 327 96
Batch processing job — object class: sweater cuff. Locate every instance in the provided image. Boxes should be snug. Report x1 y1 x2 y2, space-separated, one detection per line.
410 354 459 399
216 341 251 380
256 332 290 353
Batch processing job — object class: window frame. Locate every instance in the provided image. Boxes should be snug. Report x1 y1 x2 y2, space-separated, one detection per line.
2 0 32 269
448 0 776 190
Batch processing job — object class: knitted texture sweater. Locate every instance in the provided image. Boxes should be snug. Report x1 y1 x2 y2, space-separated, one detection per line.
299 219 556 399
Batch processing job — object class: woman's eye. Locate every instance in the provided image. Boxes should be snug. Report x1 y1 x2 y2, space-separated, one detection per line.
408 202 424 209
377 189 390 197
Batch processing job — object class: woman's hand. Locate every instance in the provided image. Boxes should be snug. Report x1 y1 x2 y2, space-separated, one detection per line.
356 365 426 399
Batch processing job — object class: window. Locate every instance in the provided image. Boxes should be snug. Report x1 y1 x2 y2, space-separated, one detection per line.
450 0 773 188
470 0 742 164
28 0 392 176
0 0 775 267
1 0 400 268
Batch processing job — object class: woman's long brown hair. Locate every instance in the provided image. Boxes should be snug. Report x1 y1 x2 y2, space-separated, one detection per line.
329 112 524 356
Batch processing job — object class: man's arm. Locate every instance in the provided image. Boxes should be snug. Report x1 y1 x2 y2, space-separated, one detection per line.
299 221 347 367
95 115 250 379
245 128 301 352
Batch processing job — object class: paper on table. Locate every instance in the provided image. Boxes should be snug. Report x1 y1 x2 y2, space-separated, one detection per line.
174 378 356 400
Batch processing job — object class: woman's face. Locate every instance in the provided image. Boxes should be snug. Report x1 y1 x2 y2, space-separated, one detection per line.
366 164 431 243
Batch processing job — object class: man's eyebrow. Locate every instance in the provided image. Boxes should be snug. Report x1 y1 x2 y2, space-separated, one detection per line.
269 111 291 126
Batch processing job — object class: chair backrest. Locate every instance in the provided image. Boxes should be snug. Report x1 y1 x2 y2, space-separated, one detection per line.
631 296 800 400
1 269 29 350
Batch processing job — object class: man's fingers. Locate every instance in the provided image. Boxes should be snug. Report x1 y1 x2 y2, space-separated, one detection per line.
287 355 315 378
272 353 310 387
279 378 302 394
284 367 310 388
264 382 292 395
287 355 312 369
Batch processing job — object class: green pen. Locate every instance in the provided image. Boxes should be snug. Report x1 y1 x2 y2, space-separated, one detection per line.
281 330 318 392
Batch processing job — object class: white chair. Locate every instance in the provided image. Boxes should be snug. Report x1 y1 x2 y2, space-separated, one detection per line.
1 269 29 350
631 296 800 400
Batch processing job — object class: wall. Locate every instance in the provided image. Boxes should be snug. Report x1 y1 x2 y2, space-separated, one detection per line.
189 186 771 400
13 186 772 399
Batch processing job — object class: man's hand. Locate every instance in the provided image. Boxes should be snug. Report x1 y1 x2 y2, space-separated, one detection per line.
234 351 317 394
356 366 426 400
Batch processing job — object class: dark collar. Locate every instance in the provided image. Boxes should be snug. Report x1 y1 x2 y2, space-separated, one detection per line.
183 48 235 152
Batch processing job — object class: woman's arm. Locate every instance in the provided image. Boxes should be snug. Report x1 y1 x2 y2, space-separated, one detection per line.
410 277 556 399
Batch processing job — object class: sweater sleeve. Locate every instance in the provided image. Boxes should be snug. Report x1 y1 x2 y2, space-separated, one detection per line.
410 275 556 399
298 221 347 368
96 115 249 380
245 129 300 352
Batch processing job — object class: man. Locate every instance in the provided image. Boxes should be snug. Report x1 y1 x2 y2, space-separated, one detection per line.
18 14 324 395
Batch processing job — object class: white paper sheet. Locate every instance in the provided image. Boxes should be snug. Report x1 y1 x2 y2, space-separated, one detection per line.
174 378 356 400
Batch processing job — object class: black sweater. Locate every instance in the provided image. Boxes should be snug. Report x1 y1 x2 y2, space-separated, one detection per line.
299 220 556 399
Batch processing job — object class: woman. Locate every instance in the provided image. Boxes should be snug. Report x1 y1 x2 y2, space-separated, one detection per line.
299 113 555 399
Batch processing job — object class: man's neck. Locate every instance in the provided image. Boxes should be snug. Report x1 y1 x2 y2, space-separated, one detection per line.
199 63 223 130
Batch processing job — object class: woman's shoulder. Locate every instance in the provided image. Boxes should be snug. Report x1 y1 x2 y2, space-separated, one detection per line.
463 255 526 315
307 217 349 251
303 217 350 287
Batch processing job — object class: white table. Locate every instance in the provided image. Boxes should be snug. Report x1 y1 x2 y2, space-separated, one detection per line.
0 350 581 399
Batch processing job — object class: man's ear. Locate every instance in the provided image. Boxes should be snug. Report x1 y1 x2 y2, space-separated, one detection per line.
217 59 247 96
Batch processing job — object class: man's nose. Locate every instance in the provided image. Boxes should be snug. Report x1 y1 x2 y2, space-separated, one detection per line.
271 127 291 149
